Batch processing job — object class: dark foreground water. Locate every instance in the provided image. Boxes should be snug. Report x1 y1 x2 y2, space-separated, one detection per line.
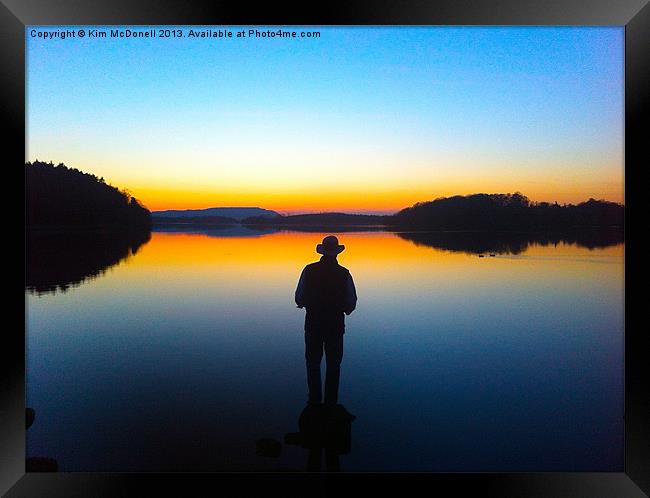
26 228 624 471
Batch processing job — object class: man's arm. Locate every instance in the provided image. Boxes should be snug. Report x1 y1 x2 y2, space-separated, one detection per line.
344 272 357 315
295 268 307 308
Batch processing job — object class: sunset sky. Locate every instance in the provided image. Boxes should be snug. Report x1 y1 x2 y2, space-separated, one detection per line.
26 26 624 214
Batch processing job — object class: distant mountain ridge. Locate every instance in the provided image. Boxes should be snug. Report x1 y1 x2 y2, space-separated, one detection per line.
153 207 280 221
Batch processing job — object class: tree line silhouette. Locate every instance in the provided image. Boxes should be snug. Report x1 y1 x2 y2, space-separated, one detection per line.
242 192 623 230
26 162 622 233
242 212 387 227
153 215 238 225
26 161 151 229
390 192 623 230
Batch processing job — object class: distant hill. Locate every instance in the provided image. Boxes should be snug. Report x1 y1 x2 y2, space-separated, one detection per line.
154 207 280 221
152 215 238 226
242 212 387 227
26 161 151 229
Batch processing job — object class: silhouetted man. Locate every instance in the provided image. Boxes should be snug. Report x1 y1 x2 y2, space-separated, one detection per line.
295 235 357 406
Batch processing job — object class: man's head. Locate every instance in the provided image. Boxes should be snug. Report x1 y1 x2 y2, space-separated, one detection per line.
316 235 345 257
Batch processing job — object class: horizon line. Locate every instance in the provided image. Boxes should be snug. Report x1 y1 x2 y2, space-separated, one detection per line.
150 194 624 215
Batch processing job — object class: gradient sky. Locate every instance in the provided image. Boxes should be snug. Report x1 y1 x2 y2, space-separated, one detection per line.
26 26 624 213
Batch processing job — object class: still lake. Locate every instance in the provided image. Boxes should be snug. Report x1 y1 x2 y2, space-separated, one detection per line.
26 228 624 471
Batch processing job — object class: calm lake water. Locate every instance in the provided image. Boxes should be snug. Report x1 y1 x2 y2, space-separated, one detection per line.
26 228 624 471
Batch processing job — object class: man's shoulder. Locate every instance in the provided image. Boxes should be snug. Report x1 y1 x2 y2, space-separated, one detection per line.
303 261 320 272
337 263 351 275
303 261 350 273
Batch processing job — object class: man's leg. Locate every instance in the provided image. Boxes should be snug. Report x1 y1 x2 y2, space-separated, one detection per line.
324 332 344 405
305 329 324 404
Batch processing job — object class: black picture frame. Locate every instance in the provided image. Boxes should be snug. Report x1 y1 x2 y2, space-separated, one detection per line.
3 1 648 496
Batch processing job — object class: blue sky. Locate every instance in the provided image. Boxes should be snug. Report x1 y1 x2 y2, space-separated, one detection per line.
26 26 624 212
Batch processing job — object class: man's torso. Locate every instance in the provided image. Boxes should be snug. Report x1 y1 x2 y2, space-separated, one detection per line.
301 258 350 333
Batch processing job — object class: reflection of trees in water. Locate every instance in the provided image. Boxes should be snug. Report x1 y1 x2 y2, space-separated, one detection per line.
396 229 624 255
25 228 622 295
26 229 151 295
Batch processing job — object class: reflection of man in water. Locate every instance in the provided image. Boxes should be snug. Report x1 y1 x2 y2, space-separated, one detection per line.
295 235 357 405
285 403 356 472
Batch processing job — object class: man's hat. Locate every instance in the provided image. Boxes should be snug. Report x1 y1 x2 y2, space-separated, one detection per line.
316 235 345 256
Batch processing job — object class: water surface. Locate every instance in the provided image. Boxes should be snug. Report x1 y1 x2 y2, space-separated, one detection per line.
26 229 624 471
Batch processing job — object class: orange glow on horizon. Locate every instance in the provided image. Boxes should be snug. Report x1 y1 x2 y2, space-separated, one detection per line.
132 231 422 268
93 230 624 305
129 183 624 213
